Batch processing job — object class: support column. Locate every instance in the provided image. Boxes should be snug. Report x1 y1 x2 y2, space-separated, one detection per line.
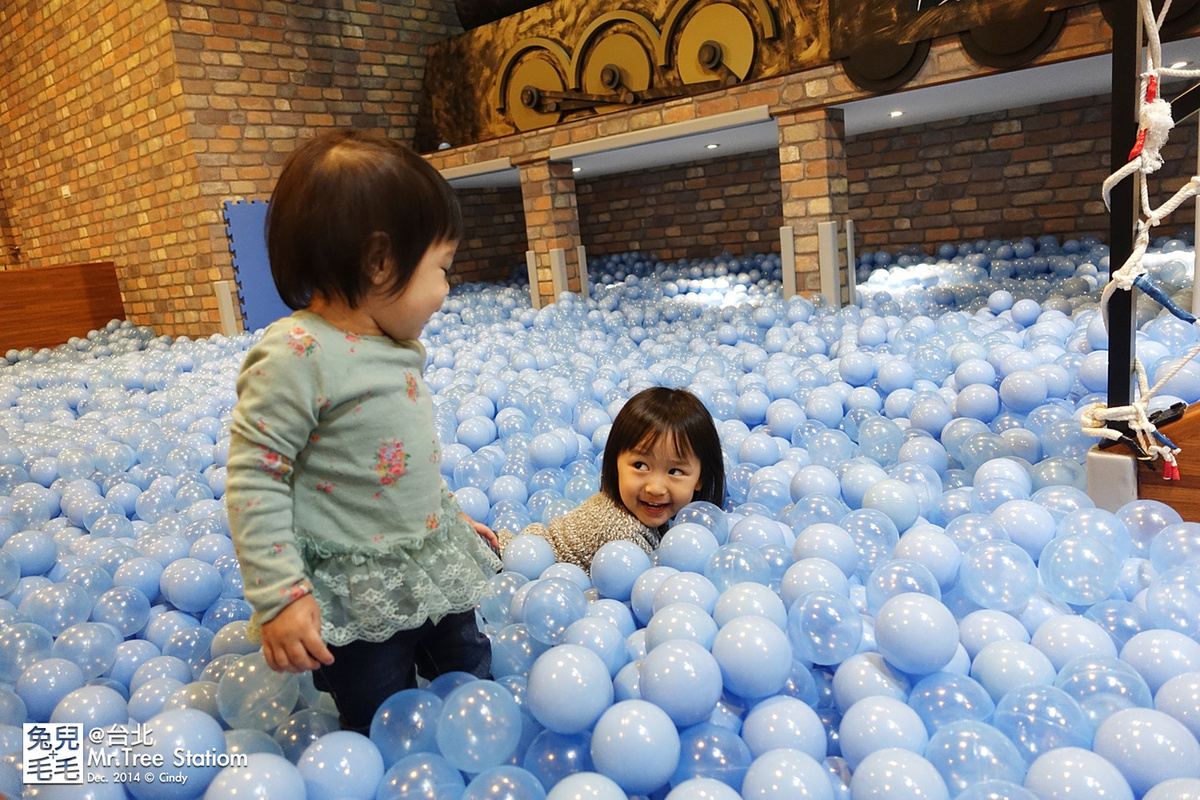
777 108 849 295
519 159 582 307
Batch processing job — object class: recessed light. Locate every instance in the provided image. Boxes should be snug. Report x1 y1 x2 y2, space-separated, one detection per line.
889 110 904 118
1171 60 1190 69
705 143 720 150
572 167 581 173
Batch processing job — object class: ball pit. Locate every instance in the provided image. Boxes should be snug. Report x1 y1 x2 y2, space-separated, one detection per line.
0 233 1199 798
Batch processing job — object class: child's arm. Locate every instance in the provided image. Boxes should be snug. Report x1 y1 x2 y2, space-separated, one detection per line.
462 513 500 550
260 594 334 672
226 327 329 661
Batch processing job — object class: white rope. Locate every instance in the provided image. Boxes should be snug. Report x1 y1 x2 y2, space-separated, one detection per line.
1092 0 1199 478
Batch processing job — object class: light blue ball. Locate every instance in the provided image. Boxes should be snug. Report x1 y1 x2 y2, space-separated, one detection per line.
375 752 465 800
791 524 858 579
849 747 948 800
202 752 305 800
907 671 996 734
992 684 1092 766
463 765 546 800
1055 655 1152 729
589 540 652 601
563 617 628 678
712 582 787 630
644 602 719 651
369 688 443 769
971 640 1056 702
740 695 825 760
503 534 557 581
1038 534 1120 606
50 621 121 679
16 657 85 722
711 615 792 698
523 729 593 792
1093 707 1200 795
590 700 680 795
1029 615 1116 671
960 540 1037 612
786 591 861 667
127 707 227 799
658 523 720 574
216 651 299 732
159 557 222 614
838 696 928 770
670 724 753 790
294 730 385 800
704 543 771 592
639 640 722 727
1143 778 1200 800
1023 747 1132 800
652 572 720 616
436 681 522 772
523 578 588 646
874 592 958 675
527 645 613 734
630 566 680 626
455 486 490 521
1121 629 1200 694
18 582 92 636
925 720 1026 794
542 771 625 800
491 623 549 679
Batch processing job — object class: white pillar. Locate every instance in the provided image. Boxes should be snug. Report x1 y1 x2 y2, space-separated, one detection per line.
780 226 796 300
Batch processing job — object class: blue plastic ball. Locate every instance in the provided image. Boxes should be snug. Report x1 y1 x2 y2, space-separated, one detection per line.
589 700 680 795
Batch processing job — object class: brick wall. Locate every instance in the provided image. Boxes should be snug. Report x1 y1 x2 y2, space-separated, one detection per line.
0 0 217 333
846 95 1199 248
0 0 462 337
454 185 525 283
576 152 785 261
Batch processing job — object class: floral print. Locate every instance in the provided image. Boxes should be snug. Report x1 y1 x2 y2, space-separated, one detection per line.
285 326 317 357
426 513 439 530
257 447 291 481
406 372 419 401
376 440 410 486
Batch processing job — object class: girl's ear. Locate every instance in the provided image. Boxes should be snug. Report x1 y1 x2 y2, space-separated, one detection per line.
364 232 393 287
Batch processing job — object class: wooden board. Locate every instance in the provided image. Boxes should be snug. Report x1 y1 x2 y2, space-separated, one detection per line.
0 262 125 352
1137 402 1200 521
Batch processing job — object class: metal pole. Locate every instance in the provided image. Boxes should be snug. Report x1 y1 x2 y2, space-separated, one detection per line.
1107 1 1140 418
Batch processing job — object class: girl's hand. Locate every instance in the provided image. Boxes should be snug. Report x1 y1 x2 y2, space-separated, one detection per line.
463 513 500 550
260 594 335 673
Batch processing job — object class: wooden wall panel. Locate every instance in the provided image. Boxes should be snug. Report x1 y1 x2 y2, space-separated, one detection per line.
0 262 125 353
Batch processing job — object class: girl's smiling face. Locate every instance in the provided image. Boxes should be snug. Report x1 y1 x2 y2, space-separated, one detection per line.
616 433 702 527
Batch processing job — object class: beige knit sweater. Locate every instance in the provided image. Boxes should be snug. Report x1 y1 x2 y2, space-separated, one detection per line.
496 492 661 573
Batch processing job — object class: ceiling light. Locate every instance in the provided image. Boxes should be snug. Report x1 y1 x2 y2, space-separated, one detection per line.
706 143 720 150
1171 60 1190 69
889 110 904 118
572 167 581 173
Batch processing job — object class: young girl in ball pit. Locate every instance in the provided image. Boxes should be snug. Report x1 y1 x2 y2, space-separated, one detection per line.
225 130 501 733
497 387 725 570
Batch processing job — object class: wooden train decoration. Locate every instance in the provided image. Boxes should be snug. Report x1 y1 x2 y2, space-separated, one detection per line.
418 0 1180 149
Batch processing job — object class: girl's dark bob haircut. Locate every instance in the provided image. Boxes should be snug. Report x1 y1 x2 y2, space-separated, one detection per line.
600 387 725 512
266 129 462 310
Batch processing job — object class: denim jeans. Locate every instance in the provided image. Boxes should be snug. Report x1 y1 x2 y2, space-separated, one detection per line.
311 609 491 732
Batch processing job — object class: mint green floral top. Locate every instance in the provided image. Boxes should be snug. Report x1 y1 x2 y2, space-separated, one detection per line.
226 311 501 647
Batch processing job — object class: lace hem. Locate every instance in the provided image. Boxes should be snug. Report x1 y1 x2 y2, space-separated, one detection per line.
304 512 501 647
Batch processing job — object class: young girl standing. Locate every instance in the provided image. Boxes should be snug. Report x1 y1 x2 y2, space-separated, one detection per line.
498 387 725 570
226 130 501 732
